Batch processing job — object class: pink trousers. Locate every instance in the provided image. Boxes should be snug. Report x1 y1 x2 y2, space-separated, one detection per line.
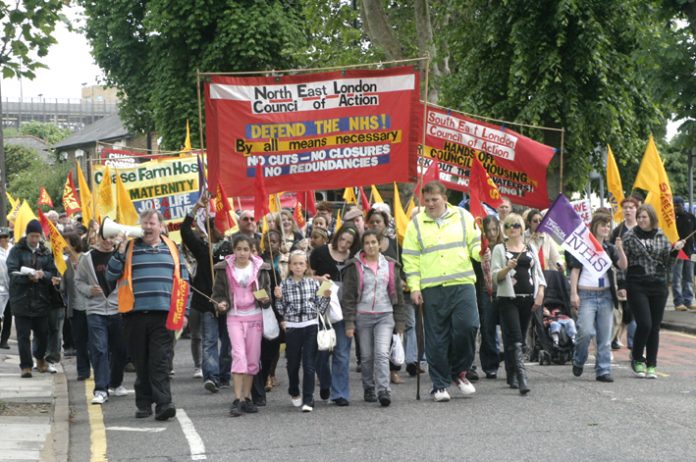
226 314 262 375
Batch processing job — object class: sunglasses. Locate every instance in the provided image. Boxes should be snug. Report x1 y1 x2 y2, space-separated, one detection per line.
241 217 254 222
504 223 523 230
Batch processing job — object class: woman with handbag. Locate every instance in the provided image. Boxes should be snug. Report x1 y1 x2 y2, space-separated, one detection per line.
212 235 272 417
491 214 546 395
341 230 406 407
274 250 331 412
622 204 674 379
309 224 360 406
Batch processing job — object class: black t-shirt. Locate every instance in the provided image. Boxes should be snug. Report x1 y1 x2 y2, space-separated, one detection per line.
309 244 347 282
91 249 114 296
509 250 534 295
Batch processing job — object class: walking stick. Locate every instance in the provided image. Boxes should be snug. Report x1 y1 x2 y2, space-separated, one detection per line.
416 301 424 400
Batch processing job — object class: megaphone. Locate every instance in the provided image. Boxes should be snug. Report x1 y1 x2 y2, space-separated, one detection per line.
100 217 144 239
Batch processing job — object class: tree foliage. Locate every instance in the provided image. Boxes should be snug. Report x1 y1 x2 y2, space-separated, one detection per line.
5 144 69 211
18 121 71 146
80 0 309 149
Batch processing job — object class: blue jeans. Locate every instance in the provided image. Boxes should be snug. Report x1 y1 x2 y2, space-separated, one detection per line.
87 314 127 393
671 259 694 306
356 312 395 394
201 311 231 385
329 320 352 401
573 289 613 377
422 284 479 390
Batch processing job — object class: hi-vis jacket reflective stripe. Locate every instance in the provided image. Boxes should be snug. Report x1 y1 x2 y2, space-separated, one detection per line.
402 205 481 291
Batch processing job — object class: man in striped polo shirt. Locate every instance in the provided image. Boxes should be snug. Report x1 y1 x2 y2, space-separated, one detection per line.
107 209 190 421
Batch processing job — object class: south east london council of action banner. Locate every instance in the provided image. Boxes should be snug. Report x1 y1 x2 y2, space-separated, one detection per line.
205 66 420 196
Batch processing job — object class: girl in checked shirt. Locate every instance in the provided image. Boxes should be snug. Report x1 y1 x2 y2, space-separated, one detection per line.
274 250 331 413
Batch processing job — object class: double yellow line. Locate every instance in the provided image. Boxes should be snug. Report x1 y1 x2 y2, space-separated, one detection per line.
84 378 108 462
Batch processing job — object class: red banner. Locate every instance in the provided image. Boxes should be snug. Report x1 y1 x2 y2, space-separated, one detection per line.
205 67 419 196
38 187 53 208
419 105 555 209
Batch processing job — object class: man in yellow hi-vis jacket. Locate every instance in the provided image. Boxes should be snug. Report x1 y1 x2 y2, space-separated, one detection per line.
402 181 481 402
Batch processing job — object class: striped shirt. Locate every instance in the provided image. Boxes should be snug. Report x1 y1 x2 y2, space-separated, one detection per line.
106 239 190 313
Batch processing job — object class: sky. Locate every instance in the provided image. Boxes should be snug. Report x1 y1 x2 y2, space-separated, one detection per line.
1 5 103 101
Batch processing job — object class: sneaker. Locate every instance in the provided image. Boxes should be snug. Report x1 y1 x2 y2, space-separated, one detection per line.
301 404 313 412
47 363 58 374
204 379 219 394
596 374 614 383
432 388 450 402
378 390 391 407
611 340 621 351
135 407 152 419
646 367 658 379
91 391 108 405
291 396 302 407
332 397 350 407
689 304 696 311
390 371 403 384
155 404 176 421
454 374 476 395
632 361 646 378
193 368 203 379
675 304 688 312
169 369 175 377
364 388 377 403
109 385 129 397
572 364 583 377
229 399 243 417
21 368 32 378
240 398 258 414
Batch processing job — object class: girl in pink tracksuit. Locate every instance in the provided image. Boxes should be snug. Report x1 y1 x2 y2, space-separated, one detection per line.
212 235 272 417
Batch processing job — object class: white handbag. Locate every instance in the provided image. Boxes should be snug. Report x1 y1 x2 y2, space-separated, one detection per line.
262 308 280 340
317 312 336 351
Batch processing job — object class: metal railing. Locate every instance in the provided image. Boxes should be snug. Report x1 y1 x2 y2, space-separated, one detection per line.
1 97 119 131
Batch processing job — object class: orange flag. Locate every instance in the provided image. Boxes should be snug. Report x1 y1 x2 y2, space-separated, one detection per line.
214 183 236 232
294 202 306 229
38 209 68 275
62 172 81 216
38 187 54 208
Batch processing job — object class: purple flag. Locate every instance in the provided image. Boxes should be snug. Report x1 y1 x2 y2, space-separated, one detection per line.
538 194 612 278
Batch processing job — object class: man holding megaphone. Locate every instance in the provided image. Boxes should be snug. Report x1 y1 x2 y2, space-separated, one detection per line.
106 209 191 421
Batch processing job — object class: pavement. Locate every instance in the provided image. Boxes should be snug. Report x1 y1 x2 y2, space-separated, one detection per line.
1 298 696 462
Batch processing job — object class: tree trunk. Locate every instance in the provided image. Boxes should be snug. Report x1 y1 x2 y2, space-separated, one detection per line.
414 0 440 102
360 0 403 60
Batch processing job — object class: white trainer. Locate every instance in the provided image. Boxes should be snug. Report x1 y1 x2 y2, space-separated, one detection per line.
193 368 203 379
301 404 313 412
109 385 129 397
291 396 302 407
432 389 451 402
91 391 108 405
455 376 476 395
47 363 58 374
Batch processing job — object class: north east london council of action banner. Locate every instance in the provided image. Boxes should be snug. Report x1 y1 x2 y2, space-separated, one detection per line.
205 67 420 196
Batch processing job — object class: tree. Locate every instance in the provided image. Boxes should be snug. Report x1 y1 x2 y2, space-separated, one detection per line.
439 0 668 193
0 0 65 225
80 0 309 150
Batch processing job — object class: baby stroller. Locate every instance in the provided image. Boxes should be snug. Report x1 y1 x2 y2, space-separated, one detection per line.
529 270 575 365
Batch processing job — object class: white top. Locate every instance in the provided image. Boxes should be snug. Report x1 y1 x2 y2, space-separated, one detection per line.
233 263 253 287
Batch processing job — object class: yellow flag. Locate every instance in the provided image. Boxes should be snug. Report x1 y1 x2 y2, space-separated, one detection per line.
6 197 21 222
370 185 384 204
335 209 343 230
114 170 139 225
76 162 93 224
632 135 679 242
13 201 37 242
39 210 68 276
393 183 409 244
6 192 18 210
181 119 192 154
606 145 625 222
97 166 117 220
268 193 281 214
342 187 357 205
